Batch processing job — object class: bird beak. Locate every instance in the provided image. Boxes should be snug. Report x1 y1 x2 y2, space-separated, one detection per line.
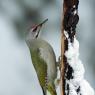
37 18 48 27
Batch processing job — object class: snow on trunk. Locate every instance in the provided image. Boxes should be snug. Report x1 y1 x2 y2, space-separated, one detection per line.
63 0 95 95
64 34 94 95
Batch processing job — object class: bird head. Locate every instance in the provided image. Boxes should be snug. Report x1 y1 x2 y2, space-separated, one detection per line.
28 19 48 39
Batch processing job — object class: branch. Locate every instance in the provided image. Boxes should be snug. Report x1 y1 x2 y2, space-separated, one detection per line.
60 0 79 95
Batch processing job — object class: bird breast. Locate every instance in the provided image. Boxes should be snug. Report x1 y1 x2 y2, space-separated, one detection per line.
39 46 57 81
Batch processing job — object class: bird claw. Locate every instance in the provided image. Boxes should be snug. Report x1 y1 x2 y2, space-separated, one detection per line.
54 79 61 88
57 55 64 69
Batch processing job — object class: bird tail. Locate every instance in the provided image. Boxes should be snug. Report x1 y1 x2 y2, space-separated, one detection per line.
47 83 57 95
41 87 46 95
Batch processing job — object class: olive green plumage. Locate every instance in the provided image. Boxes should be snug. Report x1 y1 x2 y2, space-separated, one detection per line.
30 49 47 89
26 38 57 95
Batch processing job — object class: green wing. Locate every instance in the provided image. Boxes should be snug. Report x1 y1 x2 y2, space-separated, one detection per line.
30 48 47 88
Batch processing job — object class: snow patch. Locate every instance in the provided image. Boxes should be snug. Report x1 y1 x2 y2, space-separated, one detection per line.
64 30 95 95
74 10 77 15
64 30 69 39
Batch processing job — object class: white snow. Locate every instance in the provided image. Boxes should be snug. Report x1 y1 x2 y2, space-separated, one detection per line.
74 10 77 15
64 30 95 95
73 5 76 8
64 30 69 39
73 5 78 15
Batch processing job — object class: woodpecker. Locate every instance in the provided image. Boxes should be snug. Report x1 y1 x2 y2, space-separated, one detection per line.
25 19 57 95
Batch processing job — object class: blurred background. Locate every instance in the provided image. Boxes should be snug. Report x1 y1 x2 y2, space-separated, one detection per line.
0 0 94 95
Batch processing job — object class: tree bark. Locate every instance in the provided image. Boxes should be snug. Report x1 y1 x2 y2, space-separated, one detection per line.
60 0 79 95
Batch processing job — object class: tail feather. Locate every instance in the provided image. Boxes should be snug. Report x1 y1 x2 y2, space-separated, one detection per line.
47 83 57 95
41 87 46 95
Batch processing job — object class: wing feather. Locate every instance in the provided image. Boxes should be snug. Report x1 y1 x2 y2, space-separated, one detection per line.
30 48 47 88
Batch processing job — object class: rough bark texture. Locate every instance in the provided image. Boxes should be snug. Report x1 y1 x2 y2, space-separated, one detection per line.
60 0 79 95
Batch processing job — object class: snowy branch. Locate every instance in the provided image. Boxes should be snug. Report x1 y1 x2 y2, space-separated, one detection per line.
61 0 94 95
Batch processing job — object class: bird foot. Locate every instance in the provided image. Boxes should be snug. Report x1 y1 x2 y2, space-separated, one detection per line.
57 55 64 69
54 79 61 88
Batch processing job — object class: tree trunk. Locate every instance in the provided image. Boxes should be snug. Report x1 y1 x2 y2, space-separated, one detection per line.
60 0 79 95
